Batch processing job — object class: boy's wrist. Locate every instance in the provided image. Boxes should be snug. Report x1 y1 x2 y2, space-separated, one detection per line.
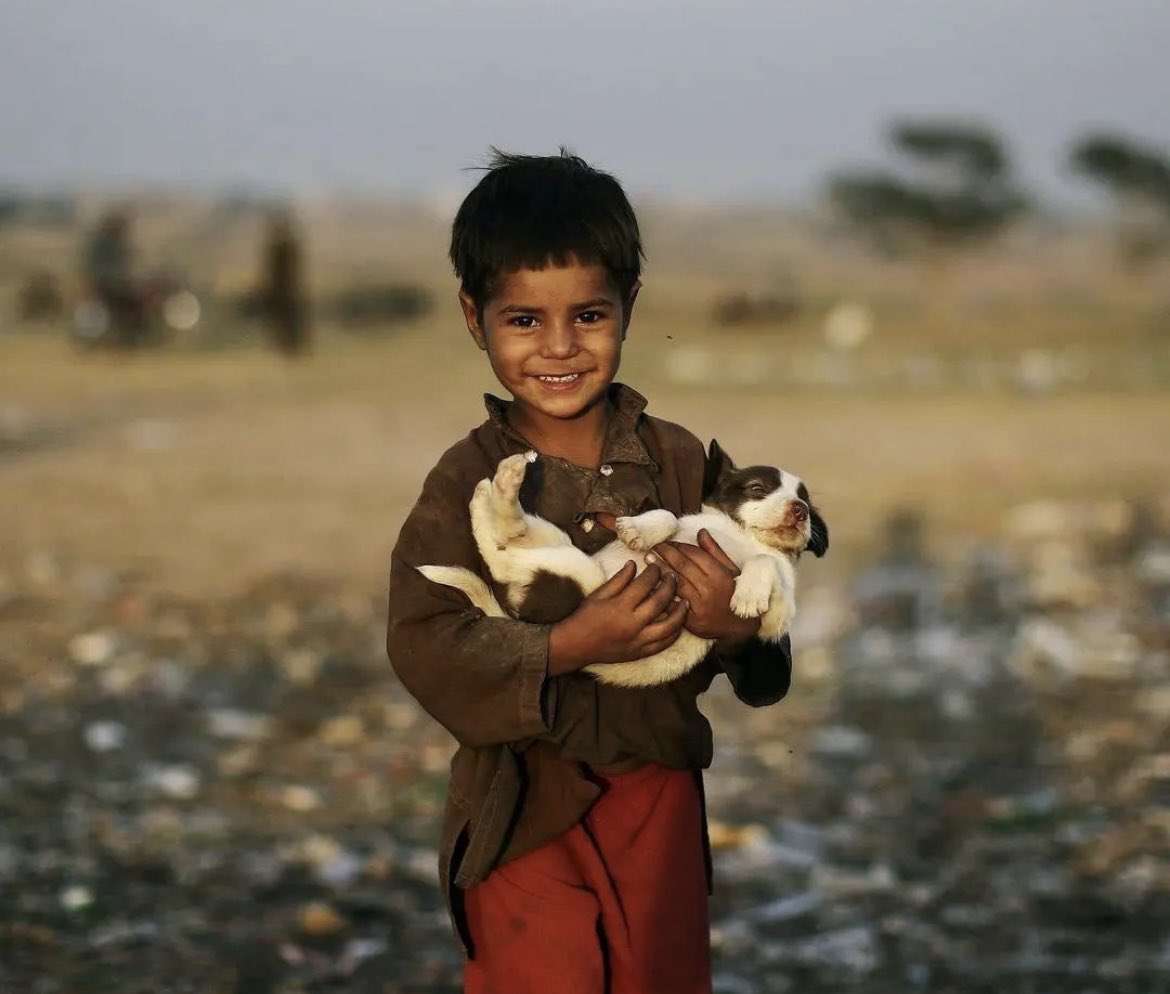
547 618 589 676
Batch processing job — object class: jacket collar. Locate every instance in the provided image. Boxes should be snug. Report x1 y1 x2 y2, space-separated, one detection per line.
483 382 654 467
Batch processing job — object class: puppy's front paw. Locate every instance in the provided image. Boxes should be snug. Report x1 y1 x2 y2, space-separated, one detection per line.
730 571 772 619
615 510 678 551
615 516 649 551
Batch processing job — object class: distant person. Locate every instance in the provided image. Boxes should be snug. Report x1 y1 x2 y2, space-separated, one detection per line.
387 151 797 993
261 208 309 356
81 209 139 345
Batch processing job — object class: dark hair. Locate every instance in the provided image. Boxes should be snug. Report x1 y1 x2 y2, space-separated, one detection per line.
450 148 644 307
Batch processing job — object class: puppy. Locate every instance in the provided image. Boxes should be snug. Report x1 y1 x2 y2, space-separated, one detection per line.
419 440 828 687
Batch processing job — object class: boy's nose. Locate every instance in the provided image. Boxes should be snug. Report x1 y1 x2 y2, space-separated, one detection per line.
541 322 579 358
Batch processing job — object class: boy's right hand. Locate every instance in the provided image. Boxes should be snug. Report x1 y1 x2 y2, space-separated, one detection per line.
547 563 688 676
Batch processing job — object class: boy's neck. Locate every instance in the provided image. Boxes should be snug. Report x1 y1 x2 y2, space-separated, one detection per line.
506 396 613 469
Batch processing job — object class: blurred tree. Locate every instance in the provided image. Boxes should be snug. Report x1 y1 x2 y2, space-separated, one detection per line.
828 119 1028 261
1069 132 1170 271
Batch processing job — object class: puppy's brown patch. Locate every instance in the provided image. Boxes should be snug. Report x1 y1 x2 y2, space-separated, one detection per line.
514 571 585 624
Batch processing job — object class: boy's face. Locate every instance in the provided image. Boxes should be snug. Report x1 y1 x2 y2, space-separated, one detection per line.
460 259 638 427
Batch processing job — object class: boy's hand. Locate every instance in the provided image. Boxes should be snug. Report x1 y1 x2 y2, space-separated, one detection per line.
648 530 761 647
547 562 688 675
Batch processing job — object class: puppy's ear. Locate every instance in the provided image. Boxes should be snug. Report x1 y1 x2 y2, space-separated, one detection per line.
807 506 829 558
703 439 737 500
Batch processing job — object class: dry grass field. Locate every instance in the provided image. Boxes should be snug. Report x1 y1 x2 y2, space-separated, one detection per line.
2 309 1168 601
2 198 1169 601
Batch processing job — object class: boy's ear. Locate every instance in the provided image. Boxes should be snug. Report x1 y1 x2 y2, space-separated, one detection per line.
621 280 641 341
702 438 737 500
459 291 488 350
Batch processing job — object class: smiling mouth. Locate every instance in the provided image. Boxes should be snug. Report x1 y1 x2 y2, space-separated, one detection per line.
533 372 586 384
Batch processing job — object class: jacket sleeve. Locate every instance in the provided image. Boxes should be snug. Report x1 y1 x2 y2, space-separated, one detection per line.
387 452 558 748
712 633 793 707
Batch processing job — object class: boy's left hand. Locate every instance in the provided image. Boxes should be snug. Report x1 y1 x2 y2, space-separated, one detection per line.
647 530 760 647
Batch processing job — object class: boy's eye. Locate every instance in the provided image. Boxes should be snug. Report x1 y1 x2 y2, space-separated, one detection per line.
509 315 538 329
577 310 604 324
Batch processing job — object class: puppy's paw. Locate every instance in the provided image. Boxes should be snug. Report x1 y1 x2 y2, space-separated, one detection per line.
615 510 678 551
492 453 531 504
470 478 493 516
730 570 772 619
615 516 650 551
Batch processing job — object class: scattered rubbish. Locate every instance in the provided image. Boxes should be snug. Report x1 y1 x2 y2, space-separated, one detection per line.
1 495 1168 990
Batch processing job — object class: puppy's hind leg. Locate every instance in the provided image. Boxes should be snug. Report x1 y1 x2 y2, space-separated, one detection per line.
478 451 573 551
470 454 584 599
480 452 533 545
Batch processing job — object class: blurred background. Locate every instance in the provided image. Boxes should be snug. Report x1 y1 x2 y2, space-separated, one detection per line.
1 2 1169 991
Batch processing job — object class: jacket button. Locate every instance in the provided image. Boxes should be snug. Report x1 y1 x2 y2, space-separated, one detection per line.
599 464 613 476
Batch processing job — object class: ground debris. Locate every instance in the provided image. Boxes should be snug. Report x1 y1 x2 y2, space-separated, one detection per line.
1 497 1168 990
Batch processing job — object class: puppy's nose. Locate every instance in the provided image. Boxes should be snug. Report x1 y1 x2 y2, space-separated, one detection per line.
791 502 808 522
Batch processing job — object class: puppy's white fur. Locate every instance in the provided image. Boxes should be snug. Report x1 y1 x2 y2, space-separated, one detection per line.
419 452 803 687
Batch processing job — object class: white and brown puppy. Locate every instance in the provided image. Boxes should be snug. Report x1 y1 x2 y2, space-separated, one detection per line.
419 441 828 687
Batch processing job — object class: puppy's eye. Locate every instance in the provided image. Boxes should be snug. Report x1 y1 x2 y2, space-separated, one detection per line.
745 483 768 498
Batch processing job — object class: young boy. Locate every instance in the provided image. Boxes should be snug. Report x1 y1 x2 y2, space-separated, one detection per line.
387 150 793 994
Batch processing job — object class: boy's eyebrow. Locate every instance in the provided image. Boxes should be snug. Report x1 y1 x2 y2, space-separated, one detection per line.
498 298 615 315
572 298 616 310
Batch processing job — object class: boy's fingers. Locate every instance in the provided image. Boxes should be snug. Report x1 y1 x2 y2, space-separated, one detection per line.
651 596 685 623
613 563 661 604
647 545 705 603
671 538 730 579
697 530 740 575
594 560 637 598
641 598 689 644
648 542 707 586
633 571 678 621
668 572 702 607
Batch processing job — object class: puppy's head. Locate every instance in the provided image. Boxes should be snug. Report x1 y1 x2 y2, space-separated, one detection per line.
702 439 829 558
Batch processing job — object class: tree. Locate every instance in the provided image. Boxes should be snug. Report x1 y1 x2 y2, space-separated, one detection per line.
828 119 1028 258
1069 132 1170 270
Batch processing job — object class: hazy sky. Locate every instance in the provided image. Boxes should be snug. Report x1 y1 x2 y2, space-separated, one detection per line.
2 0 1167 204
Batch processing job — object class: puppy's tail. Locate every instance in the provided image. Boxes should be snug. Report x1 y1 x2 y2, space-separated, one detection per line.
416 565 508 619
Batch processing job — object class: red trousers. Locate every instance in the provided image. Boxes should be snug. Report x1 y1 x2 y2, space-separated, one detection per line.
463 764 712 994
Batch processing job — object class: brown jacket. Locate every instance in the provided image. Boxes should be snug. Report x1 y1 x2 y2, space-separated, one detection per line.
386 384 792 951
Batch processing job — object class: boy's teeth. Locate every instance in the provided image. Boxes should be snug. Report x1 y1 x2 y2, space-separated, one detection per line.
538 373 580 382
